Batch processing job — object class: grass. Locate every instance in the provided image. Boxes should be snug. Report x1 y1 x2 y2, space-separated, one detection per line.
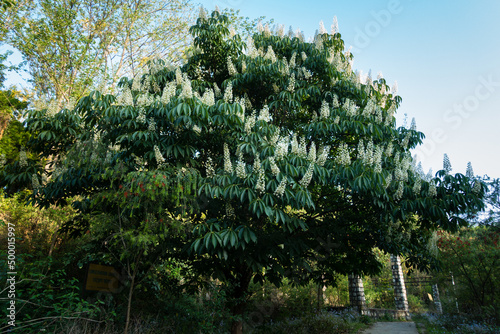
412 313 500 334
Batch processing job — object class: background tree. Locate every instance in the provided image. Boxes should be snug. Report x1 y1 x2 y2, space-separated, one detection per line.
436 227 499 320
1 9 486 334
0 0 193 105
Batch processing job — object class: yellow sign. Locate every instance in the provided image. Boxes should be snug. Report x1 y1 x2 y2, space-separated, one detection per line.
85 263 120 292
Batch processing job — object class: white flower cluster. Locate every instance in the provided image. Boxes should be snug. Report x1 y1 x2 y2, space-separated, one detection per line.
332 95 340 108
198 6 207 19
466 162 474 178
161 82 176 104
385 142 394 157
331 16 339 34
269 157 280 176
175 68 183 85
264 46 277 63
201 88 215 106
246 37 258 58
295 29 305 42
357 140 382 172
148 118 156 131
223 81 233 103
179 74 193 99
393 154 411 182
280 57 289 76
314 34 323 50
31 174 40 190
401 132 411 149
274 177 287 197
256 168 265 193
413 177 422 196
19 149 28 167
289 52 297 68
137 93 154 107
141 75 151 92
361 97 376 118
275 137 289 161
428 180 437 197
154 145 165 166
192 125 202 134
117 86 134 106
410 118 417 131
213 83 221 97
301 51 307 61
227 56 238 76
299 163 314 187
319 100 329 119
269 131 280 146
391 81 398 95
415 162 425 178
253 154 261 172
132 72 143 91
301 67 312 79
298 136 307 158
343 99 357 117
276 24 285 37
291 134 299 154
319 20 327 34
263 23 271 37
373 146 383 173
316 146 330 166
206 157 215 177
375 108 383 123
236 152 246 178
226 203 235 219
47 100 58 117
136 108 146 124
384 174 393 188
287 73 295 92
443 154 452 173
224 143 232 173
472 180 481 194
330 52 344 71
394 181 404 200
236 97 246 122
335 143 351 166
258 105 271 122
307 142 316 161
244 112 256 134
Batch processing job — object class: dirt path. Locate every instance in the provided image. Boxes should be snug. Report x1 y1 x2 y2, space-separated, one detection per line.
361 321 419 334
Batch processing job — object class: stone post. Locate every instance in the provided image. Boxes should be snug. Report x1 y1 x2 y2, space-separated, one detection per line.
348 273 366 312
390 255 409 316
432 284 443 314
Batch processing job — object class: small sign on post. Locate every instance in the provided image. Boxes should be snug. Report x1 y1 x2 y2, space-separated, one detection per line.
85 263 120 293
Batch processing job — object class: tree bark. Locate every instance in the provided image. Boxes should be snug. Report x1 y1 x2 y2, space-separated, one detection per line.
229 268 252 334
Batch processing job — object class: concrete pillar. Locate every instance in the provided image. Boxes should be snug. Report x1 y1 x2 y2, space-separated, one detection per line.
390 255 409 312
348 273 366 312
432 284 443 314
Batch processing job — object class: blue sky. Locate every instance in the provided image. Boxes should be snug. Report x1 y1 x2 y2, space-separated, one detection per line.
3 0 500 178
198 0 500 179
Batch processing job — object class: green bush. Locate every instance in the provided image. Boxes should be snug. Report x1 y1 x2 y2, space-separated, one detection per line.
250 309 371 334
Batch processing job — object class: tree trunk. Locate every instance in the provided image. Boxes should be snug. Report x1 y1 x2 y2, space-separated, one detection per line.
123 272 135 334
229 268 252 334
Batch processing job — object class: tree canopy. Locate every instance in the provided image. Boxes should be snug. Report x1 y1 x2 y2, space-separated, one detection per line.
0 0 193 105
0 9 486 334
